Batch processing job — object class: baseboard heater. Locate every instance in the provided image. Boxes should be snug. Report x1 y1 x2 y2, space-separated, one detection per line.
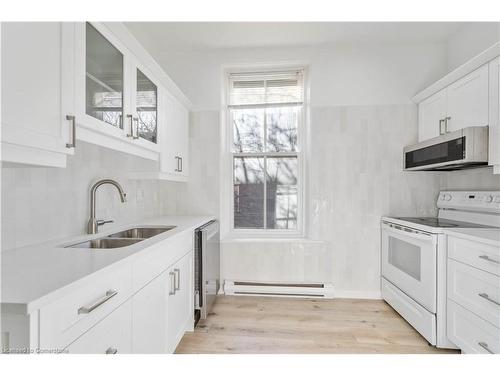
224 280 334 298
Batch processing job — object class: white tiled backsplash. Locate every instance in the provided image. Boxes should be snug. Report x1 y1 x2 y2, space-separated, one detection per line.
1 141 177 251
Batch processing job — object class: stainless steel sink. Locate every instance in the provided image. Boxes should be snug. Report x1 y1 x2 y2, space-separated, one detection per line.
66 238 143 249
65 226 176 249
106 226 176 239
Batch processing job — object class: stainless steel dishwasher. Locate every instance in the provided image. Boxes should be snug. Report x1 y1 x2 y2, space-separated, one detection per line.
194 220 220 325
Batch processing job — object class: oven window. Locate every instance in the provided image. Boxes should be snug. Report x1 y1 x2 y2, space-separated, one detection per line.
388 237 421 281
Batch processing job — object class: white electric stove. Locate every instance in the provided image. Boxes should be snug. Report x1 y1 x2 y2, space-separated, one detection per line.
381 191 500 348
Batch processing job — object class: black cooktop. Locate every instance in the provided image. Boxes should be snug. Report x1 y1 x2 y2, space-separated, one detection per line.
394 217 495 228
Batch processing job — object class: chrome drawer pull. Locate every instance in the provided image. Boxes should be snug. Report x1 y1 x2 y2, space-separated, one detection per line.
77 290 118 314
478 342 494 354
174 268 180 291
478 293 500 306
479 255 500 265
169 272 176 295
105 347 118 354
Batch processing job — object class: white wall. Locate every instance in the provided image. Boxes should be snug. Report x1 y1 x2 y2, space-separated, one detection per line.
153 43 448 111
149 42 453 297
446 22 500 71
1 142 176 251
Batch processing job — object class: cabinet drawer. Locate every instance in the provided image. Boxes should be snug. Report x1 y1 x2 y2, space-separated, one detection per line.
65 300 132 354
448 259 500 328
39 264 132 350
447 299 500 354
448 236 500 276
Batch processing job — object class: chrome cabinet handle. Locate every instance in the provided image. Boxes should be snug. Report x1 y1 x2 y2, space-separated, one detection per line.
133 117 139 139
478 342 494 354
77 290 118 314
169 272 176 295
445 116 451 133
105 347 118 354
179 157 183 172
478 293 500 306
174 268 180 291
174 156 180 172
439 119 445 135
479 255 500 264
126 114 134 138
65 115 76 148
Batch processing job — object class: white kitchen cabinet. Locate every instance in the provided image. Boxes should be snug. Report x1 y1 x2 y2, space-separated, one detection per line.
65 300 132 354
161 93 190 180
447 234 500 354
418 90 447 141
417 64 489 142
1 22 75 168
131 272 167 354
446 64 489 133
71 22 159 161
128 57 161 150
167 251 193 352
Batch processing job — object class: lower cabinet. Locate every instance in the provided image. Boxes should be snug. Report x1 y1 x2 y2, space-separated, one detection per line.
65 300 132 354
167 251 193 353
131 272 168 354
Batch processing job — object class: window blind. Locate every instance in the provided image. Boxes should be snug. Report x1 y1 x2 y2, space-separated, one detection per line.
228 70 304 107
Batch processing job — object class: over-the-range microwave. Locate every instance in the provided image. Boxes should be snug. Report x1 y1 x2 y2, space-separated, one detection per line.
404 126 488 171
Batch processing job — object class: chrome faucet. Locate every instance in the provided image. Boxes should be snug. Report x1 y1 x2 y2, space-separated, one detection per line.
87 179 127 234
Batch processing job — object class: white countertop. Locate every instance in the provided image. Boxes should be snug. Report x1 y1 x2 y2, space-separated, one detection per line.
1 215 214 312
444 228 500 247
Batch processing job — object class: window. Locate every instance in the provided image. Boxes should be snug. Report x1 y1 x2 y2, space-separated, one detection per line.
227 69 305 233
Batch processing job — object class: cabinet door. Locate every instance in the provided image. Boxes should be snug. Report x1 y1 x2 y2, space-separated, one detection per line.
167 252 193 353
129 61 160 151
65 300 132 354
418 90 447 141
489 57 500 168
72 22 157 161
1 22 74 167
131 272 167 353
161 93 189 178
446 64 489 133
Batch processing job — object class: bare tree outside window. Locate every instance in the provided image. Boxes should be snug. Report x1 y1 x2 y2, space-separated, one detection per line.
229 71 303 231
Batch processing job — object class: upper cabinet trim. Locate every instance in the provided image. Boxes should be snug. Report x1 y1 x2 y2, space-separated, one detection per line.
413 42 500 103
102 22 194 111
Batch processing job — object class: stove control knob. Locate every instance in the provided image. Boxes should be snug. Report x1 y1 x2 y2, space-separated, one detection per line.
443 194 452 201
485 195 493 203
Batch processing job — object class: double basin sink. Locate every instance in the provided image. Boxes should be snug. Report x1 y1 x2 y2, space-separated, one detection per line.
66 226 176 249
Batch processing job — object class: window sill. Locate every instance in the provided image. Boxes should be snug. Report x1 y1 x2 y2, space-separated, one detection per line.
220 237 325 244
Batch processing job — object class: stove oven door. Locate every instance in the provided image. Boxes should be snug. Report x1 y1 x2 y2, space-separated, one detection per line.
381 221 437 313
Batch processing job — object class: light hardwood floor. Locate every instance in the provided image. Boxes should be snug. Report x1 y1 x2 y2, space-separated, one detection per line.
176 295 459 354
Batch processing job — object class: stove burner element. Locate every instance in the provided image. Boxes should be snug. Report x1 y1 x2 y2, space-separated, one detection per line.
394 217 495 228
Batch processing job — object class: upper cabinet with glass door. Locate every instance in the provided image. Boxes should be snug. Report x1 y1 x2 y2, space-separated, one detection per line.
129 61 159 147
72 22 159 160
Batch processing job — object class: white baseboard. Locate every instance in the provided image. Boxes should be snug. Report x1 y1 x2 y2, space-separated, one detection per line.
334 290 382 300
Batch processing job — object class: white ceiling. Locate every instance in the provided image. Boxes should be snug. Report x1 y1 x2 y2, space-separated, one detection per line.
125 22 467 51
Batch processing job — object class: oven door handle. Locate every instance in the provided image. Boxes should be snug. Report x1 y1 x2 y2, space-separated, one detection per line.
382 222 436 243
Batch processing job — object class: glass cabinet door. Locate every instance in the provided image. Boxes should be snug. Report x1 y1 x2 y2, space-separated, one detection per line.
135 69 158 143
85 22 124 129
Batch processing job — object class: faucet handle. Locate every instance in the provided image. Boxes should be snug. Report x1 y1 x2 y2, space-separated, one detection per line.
96 219 114 227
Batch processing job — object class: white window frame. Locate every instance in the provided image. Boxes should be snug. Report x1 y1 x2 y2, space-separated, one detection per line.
220 63 309 240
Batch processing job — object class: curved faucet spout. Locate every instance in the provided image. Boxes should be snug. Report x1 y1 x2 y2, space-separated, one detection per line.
87 179 127 234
